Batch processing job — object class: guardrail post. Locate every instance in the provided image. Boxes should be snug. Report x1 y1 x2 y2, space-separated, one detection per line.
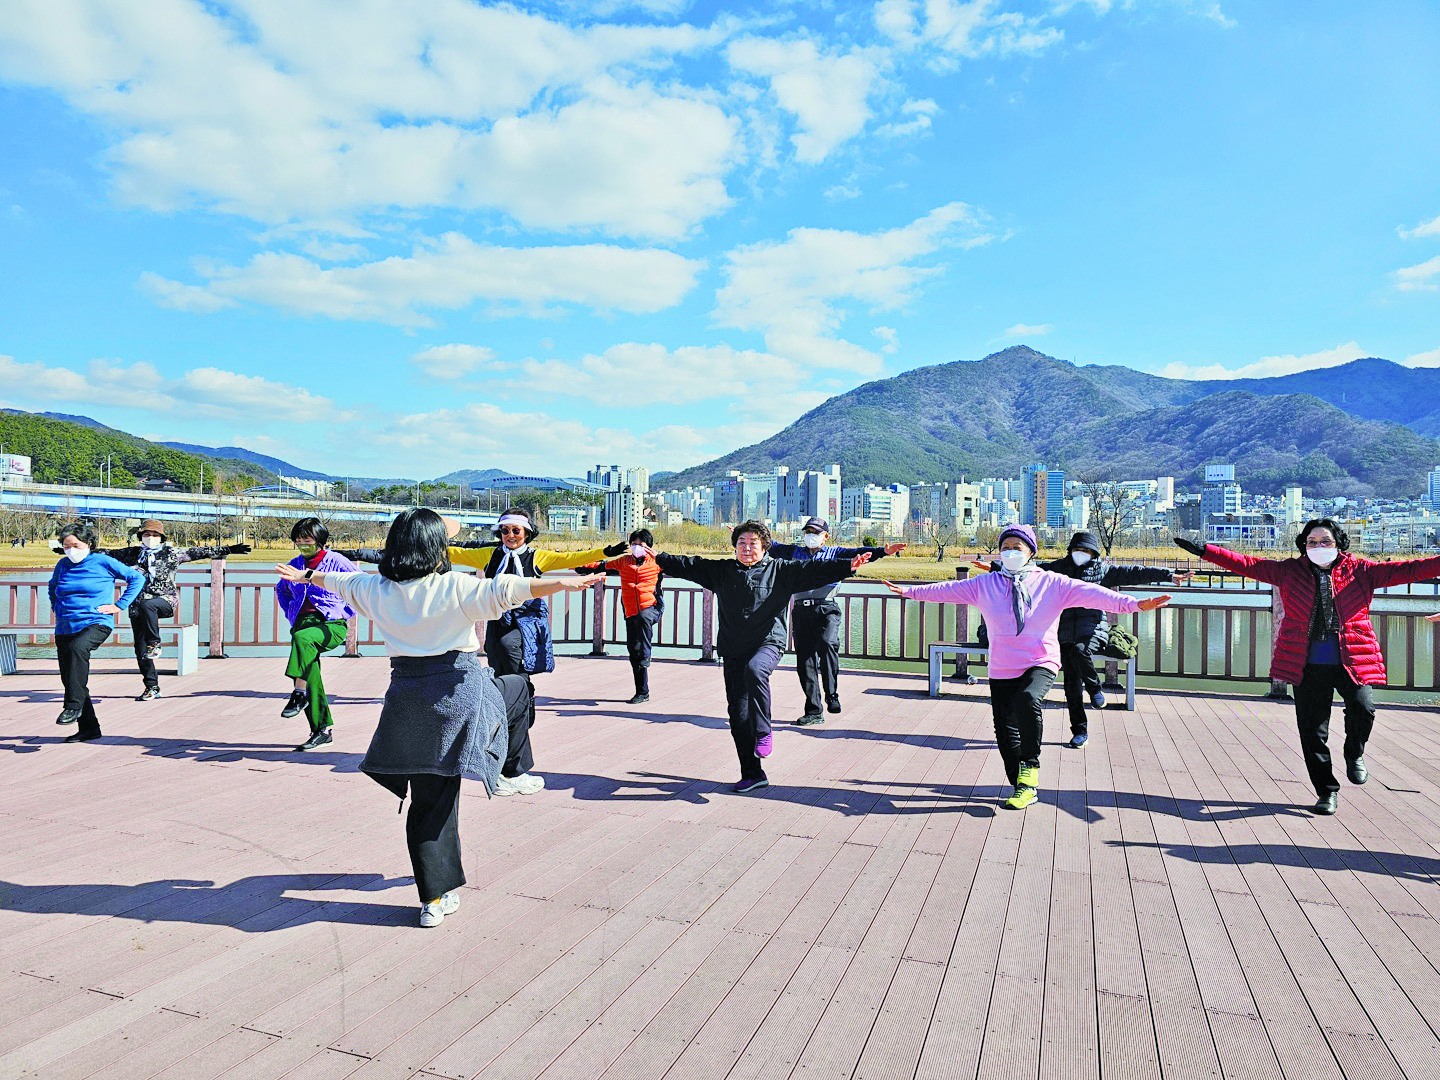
591 580 607 656
953 565 970 677
344 616 360 657
208 558 227 658
701 589 716 662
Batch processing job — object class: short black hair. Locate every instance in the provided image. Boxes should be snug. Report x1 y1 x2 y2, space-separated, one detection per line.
1296 517 1349 554
629 528 654 546
731 520 772 549
57 521 98 550
290 517 329 548
379 508 452 582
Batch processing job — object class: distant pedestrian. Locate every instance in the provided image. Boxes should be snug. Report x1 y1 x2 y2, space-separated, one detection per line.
768 517 902 724
278 509 602 927
107 519 250 700
887 524 1170 810
48 522 145 742
275 517 358 751
1040 530 1189 747
645 521 872 793
1176 520 1440 816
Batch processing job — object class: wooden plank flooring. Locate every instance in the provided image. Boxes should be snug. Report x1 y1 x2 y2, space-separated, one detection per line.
1 652 1439 1079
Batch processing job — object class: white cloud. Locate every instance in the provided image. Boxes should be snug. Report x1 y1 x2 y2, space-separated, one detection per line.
727 36 883 163
410 344 501 380
1398 214 1440 241
714 202 996 372
1156 342 1368 381
878 0 1064 59
512 342 805 406
1002 322 1053 338
142 234 705 326
1394 256 1440 293
138 271 237 313
0 0 734 237
301 239 368 262
874 326 900 354
877 97 939 138
1404 348 1440 369
0 352 341 424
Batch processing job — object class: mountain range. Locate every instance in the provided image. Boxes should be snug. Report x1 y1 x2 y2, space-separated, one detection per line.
661 348 1440 498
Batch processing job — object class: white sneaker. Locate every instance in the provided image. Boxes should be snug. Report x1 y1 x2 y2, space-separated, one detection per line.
419 890 460 928
493 773 545 796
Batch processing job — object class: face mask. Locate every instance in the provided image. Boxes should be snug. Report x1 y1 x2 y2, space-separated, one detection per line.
999 549 1029 572
142 536 162 550
1306 546 1338 568
65 547 88 563
1070 551 1092 567
296 543 317 557
630 544 647 559
802 532 823 549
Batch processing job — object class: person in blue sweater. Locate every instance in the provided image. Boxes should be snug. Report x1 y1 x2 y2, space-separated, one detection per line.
769 517 904 725
48 522 145 742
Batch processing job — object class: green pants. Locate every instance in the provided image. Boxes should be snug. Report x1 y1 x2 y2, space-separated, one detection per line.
284 613 348 731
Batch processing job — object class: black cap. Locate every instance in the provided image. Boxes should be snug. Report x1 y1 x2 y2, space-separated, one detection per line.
802 517 829 533
1068 530 1102 556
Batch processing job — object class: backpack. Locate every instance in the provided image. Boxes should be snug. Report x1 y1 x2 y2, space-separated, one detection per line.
1096 622 1139 660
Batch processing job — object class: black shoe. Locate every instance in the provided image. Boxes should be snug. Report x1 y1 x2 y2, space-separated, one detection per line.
1346 757 1367 785
135 686 161 701
281 689 309 718
1311 792 1338 815
64 731 101 743
55 708 82 725
826 698 841 714
795 713 825 726
626 693 650 704
295 729 333 752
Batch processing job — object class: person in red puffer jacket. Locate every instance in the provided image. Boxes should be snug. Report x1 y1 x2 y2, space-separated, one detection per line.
1176 519 1440 816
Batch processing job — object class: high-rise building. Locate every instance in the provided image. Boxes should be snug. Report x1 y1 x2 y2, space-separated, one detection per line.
588 465 624 491
1201 481 1242 518
778 465 842 524
1283 486 1303 526
1155 476 1175 512
1429 465 1440 506
1021 464 1066 528
604 486 645 535
840 484 910 536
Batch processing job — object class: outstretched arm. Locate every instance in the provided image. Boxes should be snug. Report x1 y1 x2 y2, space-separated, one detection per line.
1174 536 1287 585
1364 553 1440 590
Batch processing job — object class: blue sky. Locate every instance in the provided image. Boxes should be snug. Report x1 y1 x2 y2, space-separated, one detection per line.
2 0 1438 480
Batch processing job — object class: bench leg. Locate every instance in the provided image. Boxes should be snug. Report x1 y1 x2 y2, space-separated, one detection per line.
1125 657 1136 710
0 634 16 676
176 625 199 676
929 650 942 698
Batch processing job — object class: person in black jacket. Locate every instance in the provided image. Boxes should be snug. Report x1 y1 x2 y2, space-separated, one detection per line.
645 520 871 793
1041 531 1190 747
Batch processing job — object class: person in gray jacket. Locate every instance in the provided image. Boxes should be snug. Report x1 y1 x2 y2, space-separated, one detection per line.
768 517 903 725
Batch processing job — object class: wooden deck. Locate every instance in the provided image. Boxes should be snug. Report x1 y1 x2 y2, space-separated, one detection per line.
2 652 1439 1080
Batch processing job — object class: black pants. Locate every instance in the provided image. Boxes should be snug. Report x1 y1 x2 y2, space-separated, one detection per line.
485 625 536 731
988 666 1057 785
56 624 111 738
1293 664 1375 796
624 607 660 694
793 600 841 716
722 644 781 781
401 674 533 902
129 596 174 690
1059 642 1102 736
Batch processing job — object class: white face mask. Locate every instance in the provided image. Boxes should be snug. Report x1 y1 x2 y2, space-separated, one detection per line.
64 547 88 563
630 544 647 559
142 536 162 550
999 548 1030 572
1070 551 1092 567
1306 546 1338 568
802 532 823 549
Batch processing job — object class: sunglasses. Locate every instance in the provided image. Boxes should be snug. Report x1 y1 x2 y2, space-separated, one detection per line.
498 526 526 536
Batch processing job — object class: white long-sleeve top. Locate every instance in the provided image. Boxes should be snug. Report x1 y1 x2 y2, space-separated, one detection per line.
325 570 535 656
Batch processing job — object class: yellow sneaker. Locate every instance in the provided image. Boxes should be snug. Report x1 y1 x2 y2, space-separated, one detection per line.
1005 766 1039 810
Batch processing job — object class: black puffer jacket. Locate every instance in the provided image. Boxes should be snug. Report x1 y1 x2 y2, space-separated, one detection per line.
1040 554 1172 650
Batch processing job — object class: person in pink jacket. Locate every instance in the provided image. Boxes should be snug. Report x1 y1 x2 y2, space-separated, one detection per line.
885 524 1171 809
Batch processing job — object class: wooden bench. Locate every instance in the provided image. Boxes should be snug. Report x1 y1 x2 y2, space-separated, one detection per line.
927 641 1137 710
0 624 199 676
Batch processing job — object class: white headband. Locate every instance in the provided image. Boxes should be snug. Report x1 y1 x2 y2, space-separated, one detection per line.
496 514 531 529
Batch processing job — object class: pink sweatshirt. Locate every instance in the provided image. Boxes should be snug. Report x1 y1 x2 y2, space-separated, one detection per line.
906 570 1144 679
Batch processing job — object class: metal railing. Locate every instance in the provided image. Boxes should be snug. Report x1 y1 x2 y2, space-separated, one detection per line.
4 563 1439 690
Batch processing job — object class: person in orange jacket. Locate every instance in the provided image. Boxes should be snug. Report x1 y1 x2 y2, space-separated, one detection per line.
587 528 665 703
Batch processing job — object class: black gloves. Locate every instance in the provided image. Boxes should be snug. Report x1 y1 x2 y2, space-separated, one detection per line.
603 541 627 557
455 539 499 549
1173 537 1206 557
226 543 252 555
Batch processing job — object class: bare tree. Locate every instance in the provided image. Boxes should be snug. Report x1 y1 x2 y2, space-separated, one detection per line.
1076 471 1145 555
974 523 1001 554
925 521 959 562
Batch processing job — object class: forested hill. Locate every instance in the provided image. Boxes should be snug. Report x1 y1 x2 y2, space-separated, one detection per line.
662 348 1440 498
0 411 274 491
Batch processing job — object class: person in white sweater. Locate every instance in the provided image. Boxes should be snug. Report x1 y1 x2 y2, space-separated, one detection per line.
276 508 602 928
